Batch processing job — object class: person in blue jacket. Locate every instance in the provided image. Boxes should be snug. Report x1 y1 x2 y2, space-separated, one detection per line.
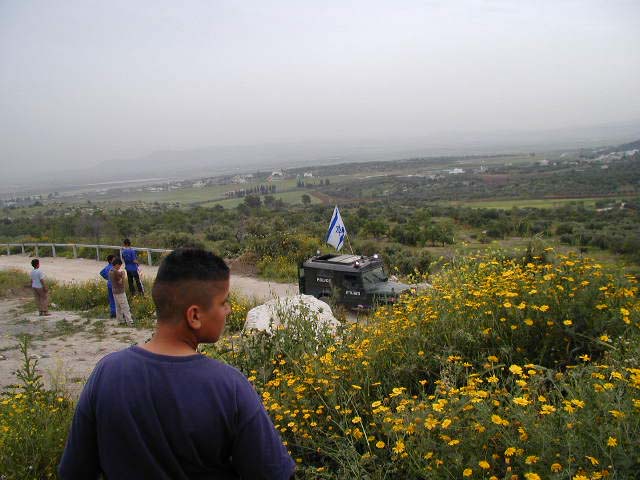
121 238 144 295
59 248 295 480
99 254 116 318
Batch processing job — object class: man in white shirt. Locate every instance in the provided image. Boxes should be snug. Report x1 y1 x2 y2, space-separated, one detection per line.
30 258 50 316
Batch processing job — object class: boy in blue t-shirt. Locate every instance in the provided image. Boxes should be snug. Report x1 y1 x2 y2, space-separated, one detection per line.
99 254 116 318
121 238 144 296
59 248 295 480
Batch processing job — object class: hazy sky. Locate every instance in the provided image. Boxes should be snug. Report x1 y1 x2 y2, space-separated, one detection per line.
1 0 639 175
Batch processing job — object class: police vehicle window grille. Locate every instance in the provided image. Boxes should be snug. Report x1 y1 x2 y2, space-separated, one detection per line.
363 267 387 285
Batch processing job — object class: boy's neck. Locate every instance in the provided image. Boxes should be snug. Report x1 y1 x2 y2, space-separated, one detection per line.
140 325 199 356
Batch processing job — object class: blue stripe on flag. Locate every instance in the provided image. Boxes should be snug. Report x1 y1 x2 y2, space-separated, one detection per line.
326 208 338 241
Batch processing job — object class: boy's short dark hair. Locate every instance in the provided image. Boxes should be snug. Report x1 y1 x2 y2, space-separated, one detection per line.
123 238 131 246
112 257 123 266
152 249 230 323
31 258 39 268
106 254 115 263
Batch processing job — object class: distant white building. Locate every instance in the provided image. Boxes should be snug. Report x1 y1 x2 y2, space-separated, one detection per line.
232 175 248 184
448 168 465 175
192 181 205 188
303 171 313 178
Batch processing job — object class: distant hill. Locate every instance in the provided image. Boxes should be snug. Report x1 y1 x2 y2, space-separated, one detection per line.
3 119 640 195
614 139 640 151
87 122 640 183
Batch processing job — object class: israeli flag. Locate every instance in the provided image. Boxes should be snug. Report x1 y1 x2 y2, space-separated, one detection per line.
326 206 347 251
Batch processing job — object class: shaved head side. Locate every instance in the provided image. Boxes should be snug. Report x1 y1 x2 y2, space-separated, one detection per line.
153 280 227 324
152 249 230 323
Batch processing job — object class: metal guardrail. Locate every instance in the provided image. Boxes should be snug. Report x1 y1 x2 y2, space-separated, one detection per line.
1 242 172 266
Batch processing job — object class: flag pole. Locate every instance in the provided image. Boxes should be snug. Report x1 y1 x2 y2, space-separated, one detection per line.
345 233 354 255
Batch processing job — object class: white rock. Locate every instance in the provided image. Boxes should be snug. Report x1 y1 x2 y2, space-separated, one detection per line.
244 295 340 334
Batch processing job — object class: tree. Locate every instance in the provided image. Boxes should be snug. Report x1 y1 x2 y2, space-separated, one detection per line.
244 194 261 209
263 195 275 208
363 219 387 239
301 194 311 206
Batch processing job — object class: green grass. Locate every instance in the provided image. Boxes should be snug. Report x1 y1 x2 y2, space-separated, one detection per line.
450 196 635 209
0 269 31 298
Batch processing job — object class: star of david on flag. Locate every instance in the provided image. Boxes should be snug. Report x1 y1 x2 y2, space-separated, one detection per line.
326 206 347 251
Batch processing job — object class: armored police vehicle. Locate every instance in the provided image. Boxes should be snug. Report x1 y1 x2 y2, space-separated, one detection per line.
298 253 411 309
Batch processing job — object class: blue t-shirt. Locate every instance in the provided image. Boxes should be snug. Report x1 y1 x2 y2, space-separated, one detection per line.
121 247 138 272
59 346 295 480
99 263 113 287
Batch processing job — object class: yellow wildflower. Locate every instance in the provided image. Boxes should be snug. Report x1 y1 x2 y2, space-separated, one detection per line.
509 364 523 375
540 404 556 415
393 439 405 454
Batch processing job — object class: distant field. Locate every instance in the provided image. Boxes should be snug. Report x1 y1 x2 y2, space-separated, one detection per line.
451 197 633 209
53 175 353 206
199 190 322 208
56 179 300 205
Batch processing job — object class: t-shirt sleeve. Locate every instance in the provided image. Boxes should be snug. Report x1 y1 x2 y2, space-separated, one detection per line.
230 377 295 480
99 266 109 280
58 365 102 479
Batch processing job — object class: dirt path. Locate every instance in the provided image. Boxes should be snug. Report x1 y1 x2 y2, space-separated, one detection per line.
0 298 152 395
0 254 298 396
0 254 297 299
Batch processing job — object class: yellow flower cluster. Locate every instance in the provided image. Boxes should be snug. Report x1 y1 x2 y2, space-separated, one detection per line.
213 252 639 477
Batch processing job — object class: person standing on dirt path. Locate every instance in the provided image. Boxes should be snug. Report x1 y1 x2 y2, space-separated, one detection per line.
121 238 144 296
30 258 50 316
59 248 295 480
99 254 116 318
108 258 133 326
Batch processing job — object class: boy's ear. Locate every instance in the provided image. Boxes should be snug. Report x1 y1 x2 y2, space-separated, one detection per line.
185 304 202 330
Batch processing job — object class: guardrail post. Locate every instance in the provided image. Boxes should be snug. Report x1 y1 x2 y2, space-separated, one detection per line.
52 244 56 257
21 244 25 254
72 244 77 258
96 246 100 262
5 244 9 255
35 244 39 257
147 249 152 266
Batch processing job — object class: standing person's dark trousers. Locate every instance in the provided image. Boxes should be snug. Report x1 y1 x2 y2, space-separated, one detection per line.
127 269 144 296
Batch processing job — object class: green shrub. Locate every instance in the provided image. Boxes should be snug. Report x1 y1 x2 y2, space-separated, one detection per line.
224 293 256 333
0 269 31 298
256 255 298 282
0 337 75 479
49 280 106 311
50 278 158 326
